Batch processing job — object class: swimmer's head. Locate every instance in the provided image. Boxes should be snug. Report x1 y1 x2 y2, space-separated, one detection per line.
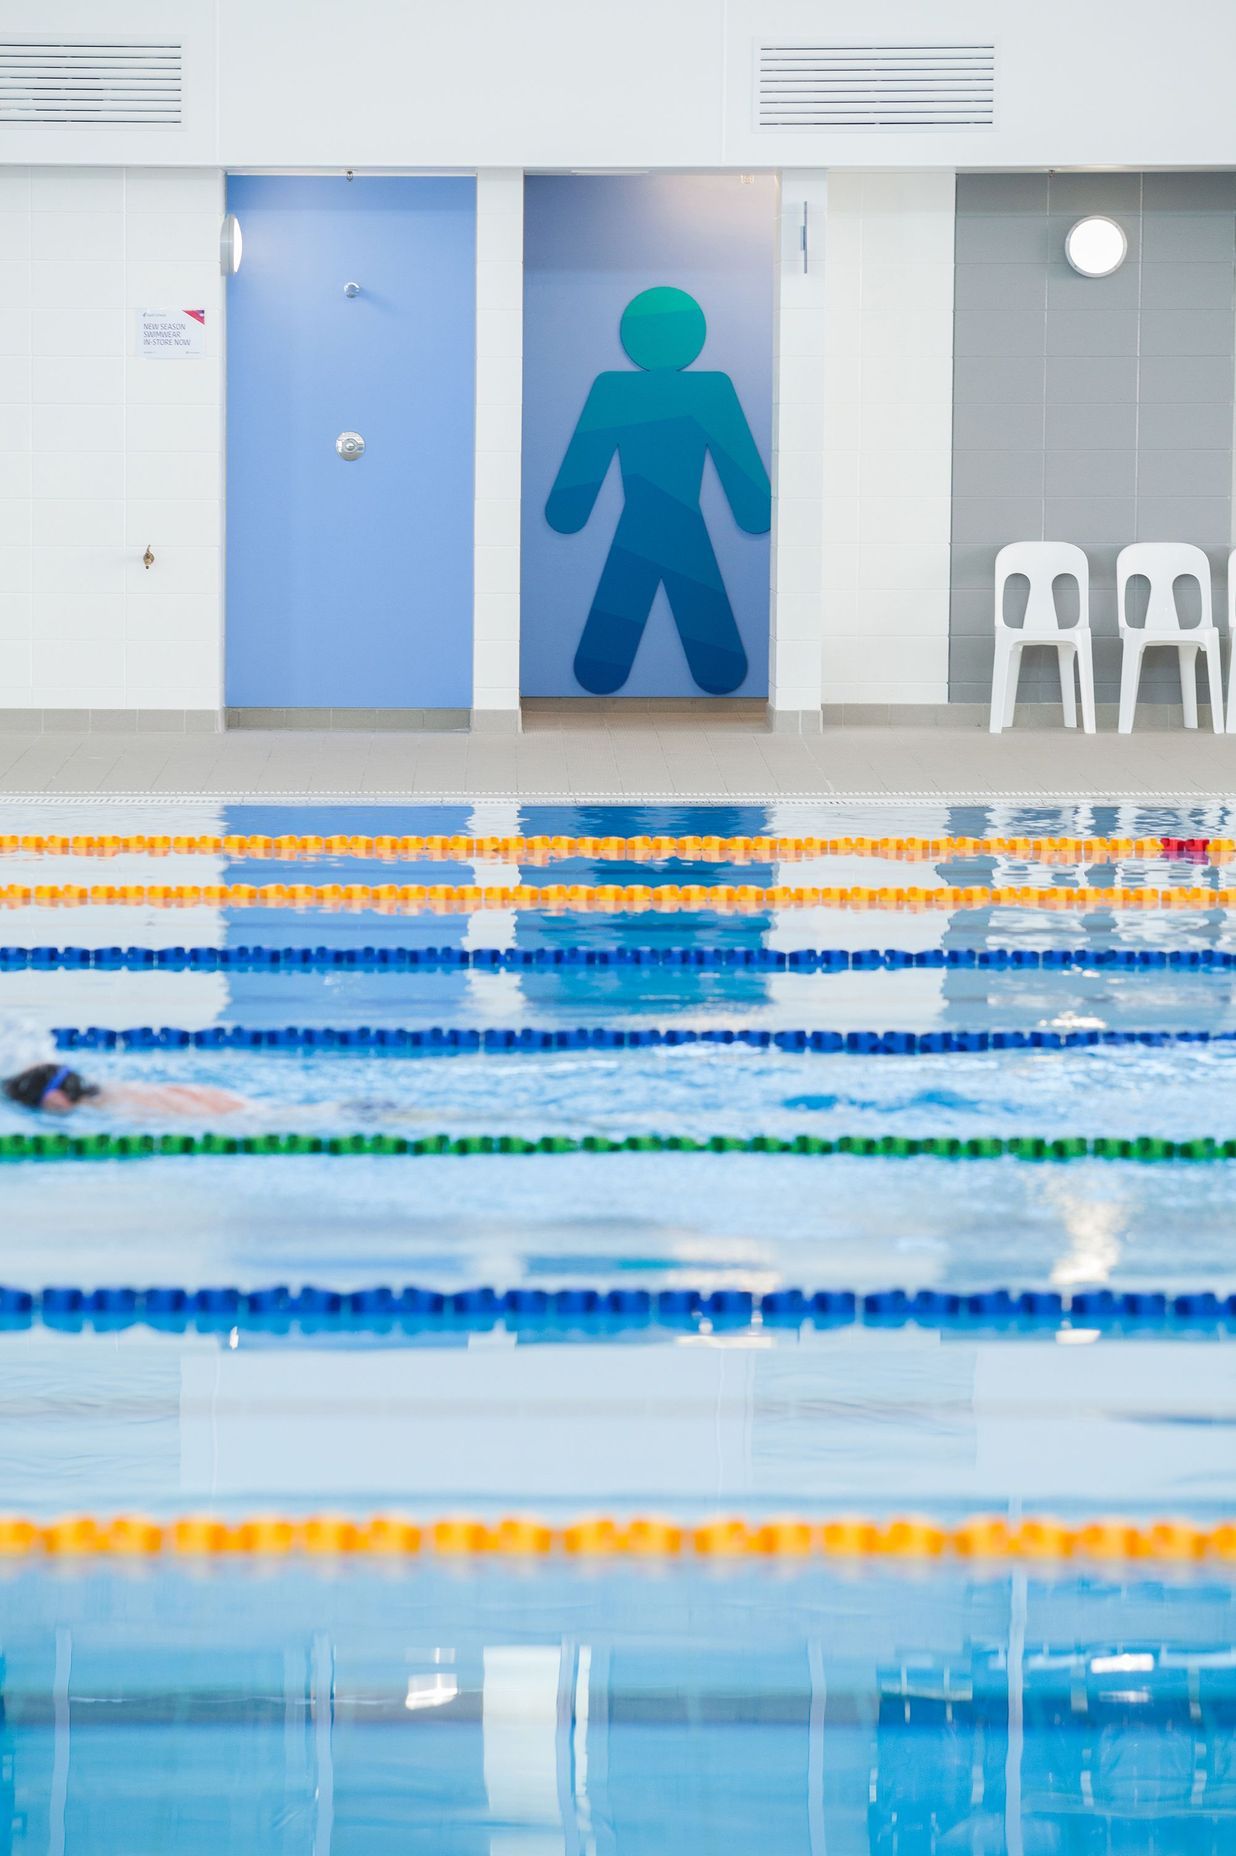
620 286 706 371
2 1064 99 1114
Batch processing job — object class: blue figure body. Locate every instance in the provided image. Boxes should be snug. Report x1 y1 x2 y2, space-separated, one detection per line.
545 286 772 695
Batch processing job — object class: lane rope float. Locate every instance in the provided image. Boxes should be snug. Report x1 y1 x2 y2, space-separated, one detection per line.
51 1023 1236 1055
0 1130 1234 1163
9 1282 1235 1338
0 1512 1231 1562
9 942 1236 973
3 882 1236 913
0 833 1226 864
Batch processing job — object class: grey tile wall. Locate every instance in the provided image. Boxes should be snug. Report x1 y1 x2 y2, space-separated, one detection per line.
950 173 1236 704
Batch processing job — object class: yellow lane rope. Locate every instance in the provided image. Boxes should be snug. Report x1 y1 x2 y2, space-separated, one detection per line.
0 833 1227 865
0 882 1231 913
0 1513 1230 1562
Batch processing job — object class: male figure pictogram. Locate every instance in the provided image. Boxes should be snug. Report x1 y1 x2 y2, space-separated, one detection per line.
546 286 771 695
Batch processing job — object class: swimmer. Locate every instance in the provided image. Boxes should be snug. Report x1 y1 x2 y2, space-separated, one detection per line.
1 1063 454 1129
2 1063 247 1119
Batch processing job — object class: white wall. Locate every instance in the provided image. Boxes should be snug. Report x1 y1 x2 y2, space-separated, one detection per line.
0 166 223 719
0 160 960 722
819 171 955 708
722 0 1236 172
769 171 828 726
472 171 523 728
7 0 1236 172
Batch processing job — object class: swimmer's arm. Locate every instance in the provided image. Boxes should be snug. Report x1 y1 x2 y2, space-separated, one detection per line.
98 1082 250 1116
545 380 620 533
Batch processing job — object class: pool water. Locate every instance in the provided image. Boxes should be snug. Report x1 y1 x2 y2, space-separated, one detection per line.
1 797 1235 1851
1 1564 1233 1853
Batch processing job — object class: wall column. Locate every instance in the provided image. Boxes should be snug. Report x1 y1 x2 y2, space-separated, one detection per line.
823 171 955 715
471 168 524 732
768 169 829 732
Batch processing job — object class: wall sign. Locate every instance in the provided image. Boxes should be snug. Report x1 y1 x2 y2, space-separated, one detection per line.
546 285 770 695
521 174 775 700
139 308 206 357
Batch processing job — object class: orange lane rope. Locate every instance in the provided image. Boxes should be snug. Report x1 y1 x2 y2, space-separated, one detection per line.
0 1513 1231 1562
0 882 1232 913
0 833 1228 865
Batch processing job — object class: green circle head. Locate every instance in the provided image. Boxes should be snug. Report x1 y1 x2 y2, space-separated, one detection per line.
620 286 706 370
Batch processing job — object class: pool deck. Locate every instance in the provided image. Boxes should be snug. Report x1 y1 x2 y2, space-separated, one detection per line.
0 716 1234 802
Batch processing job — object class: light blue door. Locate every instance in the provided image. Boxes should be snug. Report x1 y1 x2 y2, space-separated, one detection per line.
225 176 476 709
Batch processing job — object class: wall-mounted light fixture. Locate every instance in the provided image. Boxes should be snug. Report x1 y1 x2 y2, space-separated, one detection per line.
1064 215 1127 278
219 212 243 277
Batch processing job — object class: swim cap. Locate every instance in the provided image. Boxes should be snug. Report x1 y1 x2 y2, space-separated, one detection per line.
2 1064 99 1111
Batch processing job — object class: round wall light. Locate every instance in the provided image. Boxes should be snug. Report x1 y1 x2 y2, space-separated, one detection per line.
1064 215 1127 278
219 212 243 277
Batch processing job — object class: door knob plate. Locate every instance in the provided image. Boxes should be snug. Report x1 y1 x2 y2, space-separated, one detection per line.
335 431 365 461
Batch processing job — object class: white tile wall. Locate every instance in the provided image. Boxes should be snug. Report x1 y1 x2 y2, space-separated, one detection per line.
0 168 224 715
472 169 523 727
769 170 829 725
821 171 956 706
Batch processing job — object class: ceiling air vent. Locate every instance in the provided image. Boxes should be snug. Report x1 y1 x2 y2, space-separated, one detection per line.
757 43 995 130
0 40 182 127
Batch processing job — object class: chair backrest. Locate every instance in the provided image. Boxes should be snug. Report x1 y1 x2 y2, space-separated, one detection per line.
1116 542 1214 635
994 541 1089 636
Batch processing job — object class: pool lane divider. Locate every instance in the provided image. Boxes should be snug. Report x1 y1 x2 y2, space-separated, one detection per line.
0 833 1225 864
2 1130 1235 1162
0 1513 1232 1562
6 882 1236 913
49 1024 1236 1055
8 1283 1236 1338
10 943 1236 972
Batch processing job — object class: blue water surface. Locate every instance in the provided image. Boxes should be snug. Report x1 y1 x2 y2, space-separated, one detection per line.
0 798 1233 1850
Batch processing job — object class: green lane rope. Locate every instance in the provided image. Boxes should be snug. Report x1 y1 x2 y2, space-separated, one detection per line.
0 1130 1231 1162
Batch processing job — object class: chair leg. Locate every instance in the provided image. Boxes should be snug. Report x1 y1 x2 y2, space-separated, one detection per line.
1076 635 1096 734
1003 643 1019 728
1057 644 1077 728
1118 638 1142 734
1202 633 1225 733
990 635 1016 734
1179 645 1199 729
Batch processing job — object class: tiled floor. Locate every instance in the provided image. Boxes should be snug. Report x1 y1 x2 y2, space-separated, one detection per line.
0 717 1233 800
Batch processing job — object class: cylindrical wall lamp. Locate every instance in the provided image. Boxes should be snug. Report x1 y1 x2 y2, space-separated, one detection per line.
1064 215 1127 278
219 212 243 276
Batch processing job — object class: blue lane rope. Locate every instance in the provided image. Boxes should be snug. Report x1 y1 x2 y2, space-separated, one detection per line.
7 1283 1235 1337
7 944 1236 974
51 1023 1236 1054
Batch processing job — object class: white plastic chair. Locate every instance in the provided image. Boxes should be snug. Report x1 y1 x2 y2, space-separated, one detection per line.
989 542 1095 735
1117 543 1223 733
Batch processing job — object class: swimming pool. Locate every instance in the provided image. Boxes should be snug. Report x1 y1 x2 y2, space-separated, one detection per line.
1 796 1234 1850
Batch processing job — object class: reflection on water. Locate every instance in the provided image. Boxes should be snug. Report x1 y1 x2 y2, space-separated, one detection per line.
0 1565 1232 1852
1041 1176 1129 1288
0 1329 1229 1519
873 1647 1236 1854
